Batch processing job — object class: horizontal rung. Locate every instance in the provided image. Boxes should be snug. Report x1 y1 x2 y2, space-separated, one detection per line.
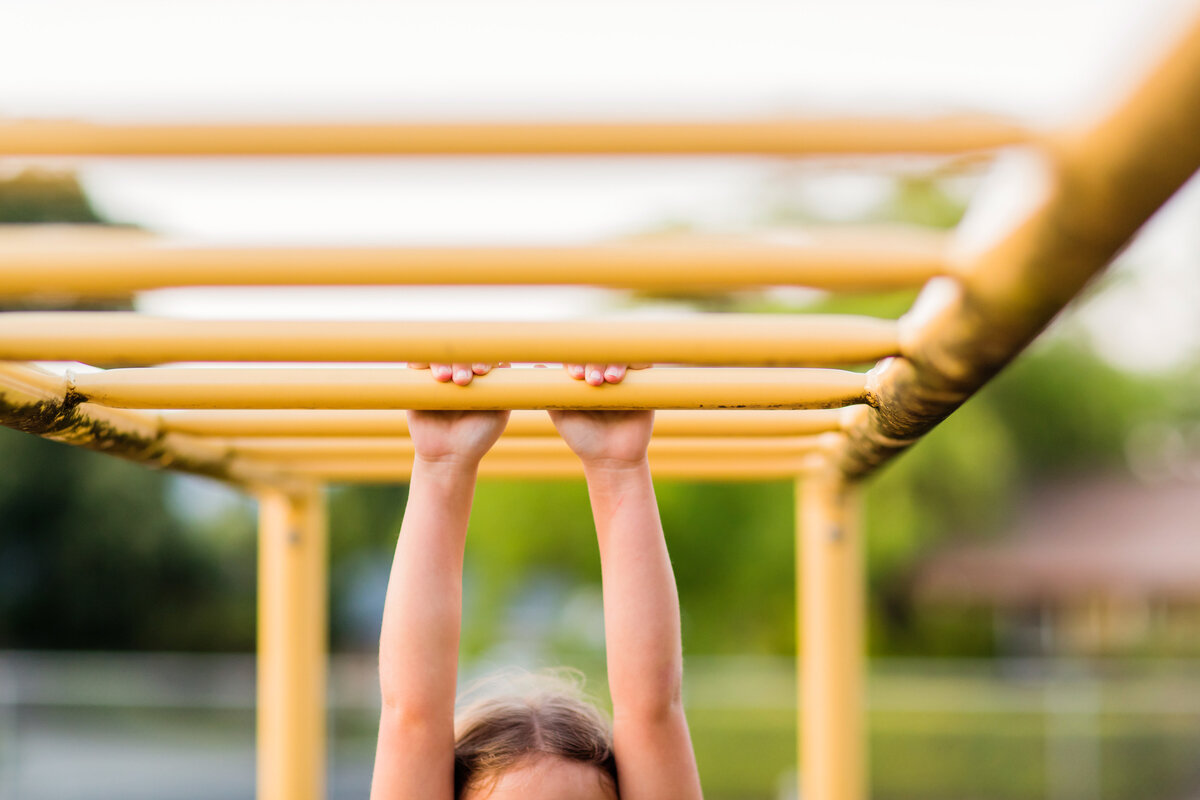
2 313 900 366
221 435 837 460
0 116 1032 157
260 453 828 482
0 234 946 295
69 367 870 410
158 408 847 437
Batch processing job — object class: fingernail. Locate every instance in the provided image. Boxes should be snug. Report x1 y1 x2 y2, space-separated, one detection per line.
588 369 603 384
604 366 621 381
454 368 470 383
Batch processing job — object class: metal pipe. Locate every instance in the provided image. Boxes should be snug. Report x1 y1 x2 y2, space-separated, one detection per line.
0 362 267 483
840 8 1200 478
0 115 1031 157
69 367 870 410
221 434 839 460
257 486 328 800
262 453 829 482
158 408 848 437
798 470 864 800
0 233 946 296
0 313 899 367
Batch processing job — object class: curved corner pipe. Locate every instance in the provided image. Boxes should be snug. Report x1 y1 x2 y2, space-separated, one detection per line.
839 8 1200 479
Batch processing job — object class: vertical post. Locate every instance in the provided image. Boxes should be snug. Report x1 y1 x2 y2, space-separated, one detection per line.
258 485 328 800
797 470 864 800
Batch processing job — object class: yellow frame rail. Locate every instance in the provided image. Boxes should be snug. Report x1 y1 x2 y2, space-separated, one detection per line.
840 11 1200 477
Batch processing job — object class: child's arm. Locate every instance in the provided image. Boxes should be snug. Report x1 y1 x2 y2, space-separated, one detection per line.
371 364 507 800
550 365 704 800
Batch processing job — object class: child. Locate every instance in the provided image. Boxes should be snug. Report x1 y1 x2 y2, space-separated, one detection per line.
370 362 704 800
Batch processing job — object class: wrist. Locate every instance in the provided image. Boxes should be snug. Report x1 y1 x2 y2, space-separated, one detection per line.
582 455 651 482
413 454 482 479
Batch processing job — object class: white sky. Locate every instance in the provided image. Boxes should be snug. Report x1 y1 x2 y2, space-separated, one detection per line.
3 0 1199 366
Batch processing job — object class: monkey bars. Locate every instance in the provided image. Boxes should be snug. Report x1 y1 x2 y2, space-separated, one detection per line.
2 8 1199 800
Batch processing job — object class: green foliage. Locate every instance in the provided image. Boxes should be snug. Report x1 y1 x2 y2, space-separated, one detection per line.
869 174 968 229
0 428 253 650
0 168 105 224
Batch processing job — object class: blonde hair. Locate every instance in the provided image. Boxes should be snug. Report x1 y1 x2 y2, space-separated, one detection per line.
453 671 617 798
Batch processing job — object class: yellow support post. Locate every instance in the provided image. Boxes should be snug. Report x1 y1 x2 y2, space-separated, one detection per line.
257 486 328 800
798 470 864 800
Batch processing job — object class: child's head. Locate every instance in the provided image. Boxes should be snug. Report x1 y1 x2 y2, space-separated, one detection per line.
453 672 617 799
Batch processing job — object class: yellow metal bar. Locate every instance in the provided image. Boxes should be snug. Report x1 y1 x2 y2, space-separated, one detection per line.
0 116 1031 157
263 452 829 482
0 313 899 367
159 408 848 438
841 7 1200 478
257 486 328 800
798 470 864 800
0 231 947 296
70 367 870 410
221 434 839 460
0 362 276 484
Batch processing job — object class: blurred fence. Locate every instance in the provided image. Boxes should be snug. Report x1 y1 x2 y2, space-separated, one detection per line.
1 652 1198 800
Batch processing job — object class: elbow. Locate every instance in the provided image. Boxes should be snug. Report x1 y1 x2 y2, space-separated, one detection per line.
613 671 684 724
378 694 448 732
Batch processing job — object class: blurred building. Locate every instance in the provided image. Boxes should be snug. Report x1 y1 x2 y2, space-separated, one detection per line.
913 474 1200 655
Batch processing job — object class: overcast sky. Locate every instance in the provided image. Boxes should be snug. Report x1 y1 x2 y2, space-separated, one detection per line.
3 0 1199 369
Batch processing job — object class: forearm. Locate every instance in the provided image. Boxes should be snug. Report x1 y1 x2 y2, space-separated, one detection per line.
585 459 685 719
378 457 478 718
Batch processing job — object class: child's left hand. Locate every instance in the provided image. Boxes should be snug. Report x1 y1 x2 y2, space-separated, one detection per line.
549 364 652 467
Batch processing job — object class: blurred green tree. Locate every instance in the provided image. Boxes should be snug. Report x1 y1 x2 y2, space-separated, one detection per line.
0 169 256 651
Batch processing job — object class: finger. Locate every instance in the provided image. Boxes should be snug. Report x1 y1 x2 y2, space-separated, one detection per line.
452 363 474 386
407 362 430 370
603 364 627 384
430 363 453 382
565 363 585 381
585 363 605 386
472 363 493 376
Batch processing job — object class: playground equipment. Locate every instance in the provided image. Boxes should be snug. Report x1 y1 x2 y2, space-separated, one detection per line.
2 10 1199 800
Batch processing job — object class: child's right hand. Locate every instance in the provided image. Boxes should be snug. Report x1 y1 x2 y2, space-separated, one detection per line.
407 363 509 467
